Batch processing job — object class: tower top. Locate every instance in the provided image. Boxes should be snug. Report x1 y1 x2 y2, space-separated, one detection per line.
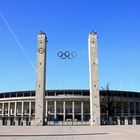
38 31 46 35
38 31 48 42
89 30 97 35
89 30 98 39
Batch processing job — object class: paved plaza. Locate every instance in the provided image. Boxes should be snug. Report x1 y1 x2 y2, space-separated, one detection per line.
0 125 140 140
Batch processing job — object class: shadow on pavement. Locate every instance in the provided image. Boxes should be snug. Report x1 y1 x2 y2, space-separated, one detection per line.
0 133 108 137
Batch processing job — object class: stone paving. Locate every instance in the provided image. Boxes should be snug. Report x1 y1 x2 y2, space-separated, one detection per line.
0 125 140 140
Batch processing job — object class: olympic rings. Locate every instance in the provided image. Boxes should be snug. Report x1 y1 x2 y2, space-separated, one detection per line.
57 51 77 59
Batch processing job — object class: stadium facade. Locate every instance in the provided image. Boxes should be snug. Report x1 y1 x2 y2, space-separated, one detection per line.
0 32 139 126
0 90 140 126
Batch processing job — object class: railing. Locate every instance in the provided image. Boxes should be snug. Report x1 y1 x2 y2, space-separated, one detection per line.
47 121 90 126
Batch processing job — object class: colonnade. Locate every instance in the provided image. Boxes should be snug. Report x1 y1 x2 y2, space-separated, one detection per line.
46 101 86 122
0 100 140 126
0 101 34 126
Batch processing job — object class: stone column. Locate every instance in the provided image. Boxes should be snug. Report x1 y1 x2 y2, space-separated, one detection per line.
29 101 31 125
63 101 65 121
21 101 24 125
29 117 31 126
0 118 2 126
72 101 75 121
8 102 10 117
23 119 26 126
15 118 18 126
2 102 4 117
117 117 120 125
45 100 48 124
14 102 17 116
81 101 84 122
54 101 57 119
46 100 48 118
88 31 100 125
14 102 17 126
22 101 24 116
7 118 10 126
35 32 47 126
7 102 11 126
125 117 128 125
133 117 136 125
29 101 31 117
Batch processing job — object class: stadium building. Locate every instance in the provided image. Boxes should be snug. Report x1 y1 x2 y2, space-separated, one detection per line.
0 32 139 126
0 90 140 126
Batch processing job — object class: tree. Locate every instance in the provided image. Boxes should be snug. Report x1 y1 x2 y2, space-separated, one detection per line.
100 83 120 124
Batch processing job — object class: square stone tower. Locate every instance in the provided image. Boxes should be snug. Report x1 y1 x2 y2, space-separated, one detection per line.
35 32 47 126
88 31 100 125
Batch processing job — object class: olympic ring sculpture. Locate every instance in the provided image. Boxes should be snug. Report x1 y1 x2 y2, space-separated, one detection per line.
57 51 77 59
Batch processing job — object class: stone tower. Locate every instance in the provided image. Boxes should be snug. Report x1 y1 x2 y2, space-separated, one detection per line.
88 31 100 125
35 32 47 126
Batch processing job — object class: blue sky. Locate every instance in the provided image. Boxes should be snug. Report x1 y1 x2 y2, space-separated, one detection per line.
0 0 140 92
